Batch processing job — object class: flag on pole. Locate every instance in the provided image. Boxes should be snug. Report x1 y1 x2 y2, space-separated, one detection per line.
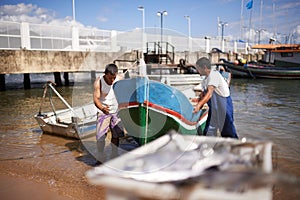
246 0 253 9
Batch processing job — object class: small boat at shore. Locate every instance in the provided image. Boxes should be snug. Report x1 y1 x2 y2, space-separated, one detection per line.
220 44 300 79
34 82 97 139
113 76 208 145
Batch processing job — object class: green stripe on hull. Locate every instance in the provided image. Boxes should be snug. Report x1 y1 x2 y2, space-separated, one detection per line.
119 107 206 145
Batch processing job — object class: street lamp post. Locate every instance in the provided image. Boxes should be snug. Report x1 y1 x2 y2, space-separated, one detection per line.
184 15 191 52
157 11 167 51
137 6 145 30
71 0 79 50
138 6 145 55
219 21 228 52
72 0 76 23
256 29 265 44
184 15 191 38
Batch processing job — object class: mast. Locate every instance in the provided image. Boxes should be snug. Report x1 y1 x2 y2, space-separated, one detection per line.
217 16 221 38
272 1 276 38
240 0 244 40
259 0 263 29
246 0 254 44
217 16 221 48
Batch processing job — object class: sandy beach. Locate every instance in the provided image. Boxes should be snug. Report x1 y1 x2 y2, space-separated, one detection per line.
1 136 300 200
0 147 105 200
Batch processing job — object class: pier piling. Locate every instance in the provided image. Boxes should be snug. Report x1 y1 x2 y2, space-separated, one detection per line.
23 73 31 89
54 72 63 87
63 72 70 86
91 70 96 84
0 74 5 91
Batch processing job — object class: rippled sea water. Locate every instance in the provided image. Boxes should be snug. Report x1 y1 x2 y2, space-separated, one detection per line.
231 79 300 176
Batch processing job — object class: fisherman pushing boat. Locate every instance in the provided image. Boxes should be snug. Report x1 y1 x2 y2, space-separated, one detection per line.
193 57 238 138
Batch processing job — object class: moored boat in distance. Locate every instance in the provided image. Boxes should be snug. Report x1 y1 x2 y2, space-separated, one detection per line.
220 44 300 79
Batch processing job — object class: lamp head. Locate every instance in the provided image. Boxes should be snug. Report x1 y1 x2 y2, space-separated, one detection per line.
138 6 144 11
157 11 167 16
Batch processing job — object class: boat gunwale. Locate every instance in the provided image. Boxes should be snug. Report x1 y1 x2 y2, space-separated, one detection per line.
118 101 208 127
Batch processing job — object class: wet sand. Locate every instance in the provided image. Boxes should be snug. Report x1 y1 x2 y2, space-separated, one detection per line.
0 132 137 200
0 147 105 200
1 138 300 200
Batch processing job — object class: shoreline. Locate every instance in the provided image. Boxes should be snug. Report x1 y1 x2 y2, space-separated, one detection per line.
1 142 300 200
0 148 105 200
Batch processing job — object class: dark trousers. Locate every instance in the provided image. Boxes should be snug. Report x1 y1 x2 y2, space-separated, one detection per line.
204 93 238 139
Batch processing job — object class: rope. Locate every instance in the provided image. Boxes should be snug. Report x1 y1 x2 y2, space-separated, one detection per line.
48 87 57 120
144 78 150 144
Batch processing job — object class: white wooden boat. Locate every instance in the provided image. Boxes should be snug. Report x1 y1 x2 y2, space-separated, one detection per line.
34 82 97 139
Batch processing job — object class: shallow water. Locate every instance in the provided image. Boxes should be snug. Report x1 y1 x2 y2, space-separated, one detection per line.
231 79 300 176
0 76 300 198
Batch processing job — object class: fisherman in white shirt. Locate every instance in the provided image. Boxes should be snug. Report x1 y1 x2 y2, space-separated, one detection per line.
193 57 238 138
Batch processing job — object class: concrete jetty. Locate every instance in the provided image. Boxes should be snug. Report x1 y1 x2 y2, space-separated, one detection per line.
0 49 262 90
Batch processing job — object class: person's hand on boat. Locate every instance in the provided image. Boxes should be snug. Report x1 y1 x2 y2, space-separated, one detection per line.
193 103 202 113
193 103 209 113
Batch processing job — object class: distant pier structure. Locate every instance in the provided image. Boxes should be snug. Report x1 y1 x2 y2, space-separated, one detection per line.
0 21 251 90
0 49 135 90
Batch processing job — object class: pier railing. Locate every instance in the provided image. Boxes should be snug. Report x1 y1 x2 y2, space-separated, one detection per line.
0 21 249 53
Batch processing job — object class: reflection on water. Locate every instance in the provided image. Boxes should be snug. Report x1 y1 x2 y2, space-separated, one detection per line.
231 79 300 174
0 78 299 197
0 85 88 161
